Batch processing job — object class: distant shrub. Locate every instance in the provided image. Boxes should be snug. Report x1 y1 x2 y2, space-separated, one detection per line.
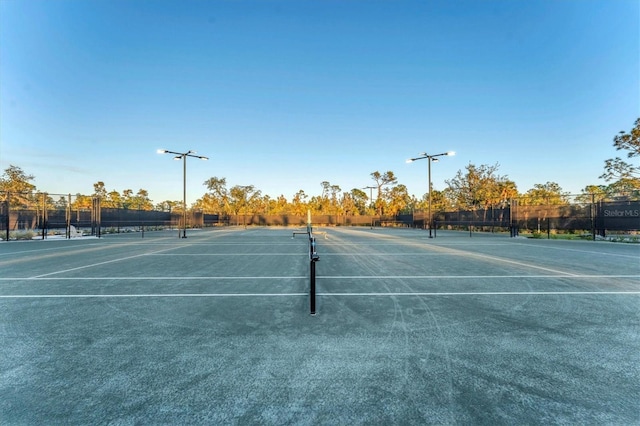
9 230 35 240
609 235 640 243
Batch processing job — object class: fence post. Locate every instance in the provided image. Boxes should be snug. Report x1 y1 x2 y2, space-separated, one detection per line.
96 197 101 238
4 195 9 241
91 198 96 236
67 194 71 239
591 193 596 241
40 193 47 240
42 192 47 240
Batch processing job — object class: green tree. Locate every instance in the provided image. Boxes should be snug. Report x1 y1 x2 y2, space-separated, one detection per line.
445 163 512 210
121 189 134 209
256 194 271 215
386 184 411 216
316 181 331 213
54 195 68 210
578 185 608 203
607 178 640 198
156 200 178 212
291 190 308 216
72 194 93 211
370 171 397 215
131 189 153 210
106 190 123 208
348 188 368 215
430 189 451 213
93 182 108 199
229 185 261 223
201 177 229 215
330 184 342 215
318 181 342 215
522 182 569 205
308 194 323 214
272 195 289 214
601 118 640 183
0 165 36 206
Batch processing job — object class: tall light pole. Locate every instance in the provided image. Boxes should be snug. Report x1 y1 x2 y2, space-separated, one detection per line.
157 149 209 238
362 186 376 228
406 151 455 238
362 186 376 210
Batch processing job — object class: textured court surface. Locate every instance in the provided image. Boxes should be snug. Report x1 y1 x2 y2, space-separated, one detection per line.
1 227 639 424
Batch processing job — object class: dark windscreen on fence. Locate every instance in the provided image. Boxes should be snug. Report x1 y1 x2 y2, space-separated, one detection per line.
1 191 638 241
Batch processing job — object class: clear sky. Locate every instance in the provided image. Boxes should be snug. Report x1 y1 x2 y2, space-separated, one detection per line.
1 0 638 205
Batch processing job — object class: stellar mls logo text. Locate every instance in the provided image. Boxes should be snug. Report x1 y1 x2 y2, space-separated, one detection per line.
603 209 640 217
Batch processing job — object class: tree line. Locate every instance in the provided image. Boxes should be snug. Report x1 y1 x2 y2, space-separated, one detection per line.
2 119 639 215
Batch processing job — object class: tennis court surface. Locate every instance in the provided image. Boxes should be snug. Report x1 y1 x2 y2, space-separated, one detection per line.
1 227 639 424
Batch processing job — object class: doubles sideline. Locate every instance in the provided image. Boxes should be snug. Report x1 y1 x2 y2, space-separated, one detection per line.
1 291 639 299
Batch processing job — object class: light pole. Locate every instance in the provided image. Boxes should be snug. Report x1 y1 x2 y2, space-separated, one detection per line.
157 149 209 238
362 186 376 228
406 151 455 238
362 186 376 209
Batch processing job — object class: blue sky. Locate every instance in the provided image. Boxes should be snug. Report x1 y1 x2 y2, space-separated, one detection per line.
1 0 638 204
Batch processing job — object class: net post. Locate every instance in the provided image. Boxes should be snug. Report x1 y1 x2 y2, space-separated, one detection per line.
309 232 319 315
310 255 317 315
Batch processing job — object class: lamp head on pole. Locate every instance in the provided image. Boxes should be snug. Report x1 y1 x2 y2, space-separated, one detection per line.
406 150 456 163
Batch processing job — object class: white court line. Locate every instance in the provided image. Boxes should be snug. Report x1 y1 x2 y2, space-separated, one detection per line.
416 246 584 277
29 246 185 279
0 243 104 256
322 242 508 246
1 291 638 299
512 242 640 259
319 291 640 296
0 276 305 281
147 253 304 256
0 293 307 298
1 275 638 281
106 242 306 246
328 232 589 277
313 253 450 256
317 275 640 279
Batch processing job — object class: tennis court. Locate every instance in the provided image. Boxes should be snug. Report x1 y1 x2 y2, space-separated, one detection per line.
1 227 639 424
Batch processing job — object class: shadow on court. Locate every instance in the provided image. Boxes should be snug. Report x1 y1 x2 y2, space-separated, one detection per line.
1 227 639 424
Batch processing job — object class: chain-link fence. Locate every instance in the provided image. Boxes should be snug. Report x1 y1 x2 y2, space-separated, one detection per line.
423 194 639 238
2 191 638 241
0 192 97 240
0 192 220 240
